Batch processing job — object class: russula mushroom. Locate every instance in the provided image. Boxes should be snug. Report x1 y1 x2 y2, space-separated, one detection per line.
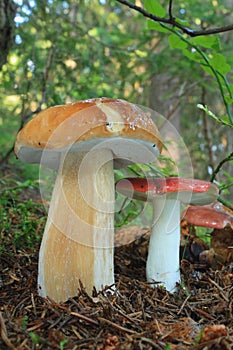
116 177 219 292
14 97 162 302
183 202 233 264
182 202 233 230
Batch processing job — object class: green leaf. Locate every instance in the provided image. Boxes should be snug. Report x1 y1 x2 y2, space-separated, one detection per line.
175 18 190 27
222 115 232 124
200 64 214 77
201 53 231 77
224 95 233 105
144 0 166 17
192 35 220 50
148 20 169 32
210 53 231 75
168 34 188 50
29 332 41 345
183 48 202 63
60 339 68 350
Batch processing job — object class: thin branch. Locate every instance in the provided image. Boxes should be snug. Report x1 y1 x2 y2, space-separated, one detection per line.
116 0 233 37
168 0 173 20
217 197 233 211
210 151 233 182
201 86 215 174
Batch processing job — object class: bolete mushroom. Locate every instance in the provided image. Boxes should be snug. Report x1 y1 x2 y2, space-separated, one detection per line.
116 177 219 292
14 97 162 302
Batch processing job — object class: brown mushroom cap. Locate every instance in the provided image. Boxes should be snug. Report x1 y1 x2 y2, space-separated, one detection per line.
14 98 162 168
182 202 233 229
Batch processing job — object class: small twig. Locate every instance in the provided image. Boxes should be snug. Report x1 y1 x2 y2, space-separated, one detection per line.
201 86 215 174
210 151 233 182
217 197 233 211
168 0 173 20
49 300 99 326
70 311 99 326
98 316 137 334
154 318 163 335
208 277 229 302
0 312 16 350
117 308 140 325
140 336 163 349
31 293 37 316
27 322 44 332
177 294 191 315
193 307 216 321
71 325 83 340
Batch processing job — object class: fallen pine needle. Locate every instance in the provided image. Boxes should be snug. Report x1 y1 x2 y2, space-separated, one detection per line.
70 311 99 326
0 312 16 350
98 316 137 334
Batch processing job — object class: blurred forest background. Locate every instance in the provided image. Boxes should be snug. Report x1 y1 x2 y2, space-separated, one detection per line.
0 0 232 206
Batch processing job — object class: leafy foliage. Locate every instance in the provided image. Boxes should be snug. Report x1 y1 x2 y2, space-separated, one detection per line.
0 178 45 252
140 0 233 206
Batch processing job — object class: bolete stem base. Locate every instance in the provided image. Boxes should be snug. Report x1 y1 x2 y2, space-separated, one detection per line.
38 149 115 302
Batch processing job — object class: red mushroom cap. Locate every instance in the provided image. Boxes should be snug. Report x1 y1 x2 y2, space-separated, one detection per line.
116 177 219 205
182 202 233 229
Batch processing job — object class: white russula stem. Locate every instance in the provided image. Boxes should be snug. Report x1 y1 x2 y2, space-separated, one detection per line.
146 198 181 292
38 149 115 302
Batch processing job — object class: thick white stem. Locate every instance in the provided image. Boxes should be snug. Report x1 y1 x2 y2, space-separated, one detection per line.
38 149 115 302
146 198 181 292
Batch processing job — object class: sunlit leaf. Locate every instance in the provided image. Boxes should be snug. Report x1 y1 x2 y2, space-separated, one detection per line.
175 18 190 27
210 53 231 75
147 20 169 32
192 35 220 50
182 48 202 63
144 0 166 17
168 34 188 50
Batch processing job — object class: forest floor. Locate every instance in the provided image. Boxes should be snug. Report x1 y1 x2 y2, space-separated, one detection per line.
0 176 233 349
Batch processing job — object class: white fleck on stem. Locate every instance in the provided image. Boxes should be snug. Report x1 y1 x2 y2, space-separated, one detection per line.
146 198 181 292
38 149 115 302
